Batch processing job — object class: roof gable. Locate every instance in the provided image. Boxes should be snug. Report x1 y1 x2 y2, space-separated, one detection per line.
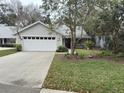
17 21 62 36
19 21 49 32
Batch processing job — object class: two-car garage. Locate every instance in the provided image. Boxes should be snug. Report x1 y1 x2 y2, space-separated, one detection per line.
22 36 57 51
16 21 63 52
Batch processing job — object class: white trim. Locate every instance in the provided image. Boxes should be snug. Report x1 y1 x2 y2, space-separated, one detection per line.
19 21 48 32
20 35 57 37
15 21 63 36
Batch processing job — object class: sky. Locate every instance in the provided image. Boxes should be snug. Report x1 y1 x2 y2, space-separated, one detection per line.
5 0 42 6
20 0 42 6
19 0 42 6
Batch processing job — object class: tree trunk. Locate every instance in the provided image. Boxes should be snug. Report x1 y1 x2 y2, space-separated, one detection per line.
16 22 22 40
112 30 119 53
70 0 77 55
70 29 75 55
69 0 77 55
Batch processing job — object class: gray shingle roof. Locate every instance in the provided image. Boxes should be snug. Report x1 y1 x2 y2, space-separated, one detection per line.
0 24 16 38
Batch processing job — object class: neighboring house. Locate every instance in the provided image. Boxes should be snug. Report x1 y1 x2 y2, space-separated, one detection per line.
0 24 16 47
15 21 63 51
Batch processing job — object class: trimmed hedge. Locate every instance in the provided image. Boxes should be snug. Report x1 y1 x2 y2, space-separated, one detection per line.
56 46 68 52
15 44 22 51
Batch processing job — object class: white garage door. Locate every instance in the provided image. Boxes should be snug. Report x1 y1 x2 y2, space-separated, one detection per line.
22 36 57 51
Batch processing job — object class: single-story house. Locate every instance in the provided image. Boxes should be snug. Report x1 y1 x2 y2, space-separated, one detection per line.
0 24 16 47
16 21 91 51
15 21 63 51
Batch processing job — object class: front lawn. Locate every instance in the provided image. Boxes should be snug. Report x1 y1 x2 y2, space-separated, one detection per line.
43 54 124 93
0 49 17 57
76 49 101 56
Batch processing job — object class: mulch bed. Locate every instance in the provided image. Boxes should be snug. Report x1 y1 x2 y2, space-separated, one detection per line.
56 54 124 64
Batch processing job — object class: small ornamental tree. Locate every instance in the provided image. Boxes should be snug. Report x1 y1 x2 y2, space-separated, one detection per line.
84 40 94 50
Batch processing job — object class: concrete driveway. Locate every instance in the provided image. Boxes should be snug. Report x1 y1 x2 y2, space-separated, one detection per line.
0 52 55 89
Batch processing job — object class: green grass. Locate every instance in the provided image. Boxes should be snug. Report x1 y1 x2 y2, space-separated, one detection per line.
0 49 17 57
43 54 124 93
76 49 112 57
76 49 101 56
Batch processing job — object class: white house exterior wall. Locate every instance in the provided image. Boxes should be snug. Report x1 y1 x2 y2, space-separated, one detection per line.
16 23 63 51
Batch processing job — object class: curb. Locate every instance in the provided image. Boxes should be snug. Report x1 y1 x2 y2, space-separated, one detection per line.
40 88 77 93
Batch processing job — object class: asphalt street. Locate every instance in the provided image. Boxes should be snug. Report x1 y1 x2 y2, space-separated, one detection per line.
0 83 40 93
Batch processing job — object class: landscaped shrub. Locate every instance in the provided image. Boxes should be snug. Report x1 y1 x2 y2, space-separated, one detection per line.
116 52 124 57
84 40 94 49
79 53 85 59
15 44 22 51
97 50 112 57
64 53 69 57
1 44 15 47
56 46 68 52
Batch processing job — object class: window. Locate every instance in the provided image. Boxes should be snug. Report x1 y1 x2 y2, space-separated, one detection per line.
52 37 55 40
36 37 39 39
44 37 47 40
32 37 35 39
23 37 27 39
28 37 31 39
40 37 43 39
48 37 51 40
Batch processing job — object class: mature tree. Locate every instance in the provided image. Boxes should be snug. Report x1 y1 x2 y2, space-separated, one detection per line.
76 0 96 38
92 0 124 53
8 0 42 27
0 0 16 25
1 0 44 39
42 0 96 55
0 0 45 27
